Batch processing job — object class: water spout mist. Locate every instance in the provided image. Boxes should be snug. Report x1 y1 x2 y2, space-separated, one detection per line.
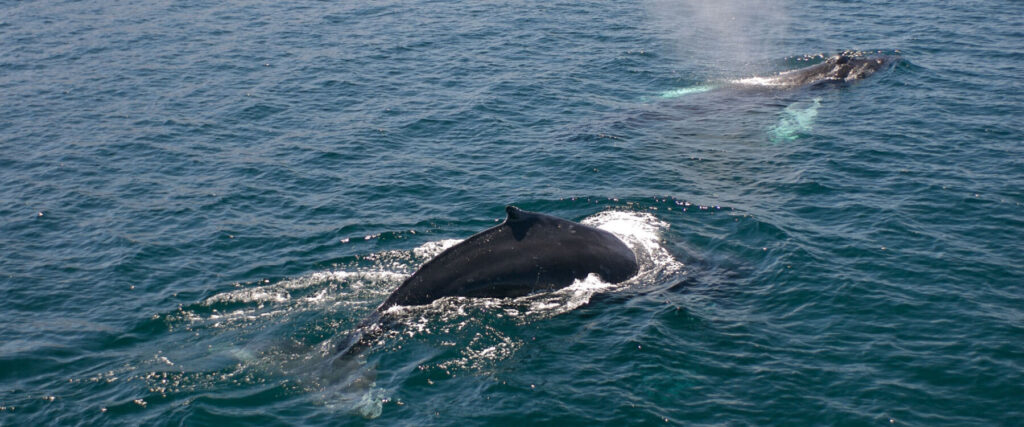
645 0 791 75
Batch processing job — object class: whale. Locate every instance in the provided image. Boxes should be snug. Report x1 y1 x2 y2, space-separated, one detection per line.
334 206 639 357
660 52 899 98
755 53 898 87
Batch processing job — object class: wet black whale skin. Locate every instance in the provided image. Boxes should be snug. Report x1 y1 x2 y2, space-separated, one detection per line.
379 205 639 310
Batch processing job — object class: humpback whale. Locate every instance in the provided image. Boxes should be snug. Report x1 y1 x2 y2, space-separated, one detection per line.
660 52 899 98
757 53 898 87
335 206 639 356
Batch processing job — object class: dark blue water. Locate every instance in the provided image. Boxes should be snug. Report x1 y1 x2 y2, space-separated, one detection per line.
2 0 1022 424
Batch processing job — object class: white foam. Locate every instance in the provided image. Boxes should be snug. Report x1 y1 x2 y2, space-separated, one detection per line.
186 270 406 327
202 271 404 306
584 209 685 280
412 239 461 259
204 288 290 305
523 273 614 316
731 75 788 86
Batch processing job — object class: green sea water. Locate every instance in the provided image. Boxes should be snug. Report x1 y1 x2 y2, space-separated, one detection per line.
1 0 1022 424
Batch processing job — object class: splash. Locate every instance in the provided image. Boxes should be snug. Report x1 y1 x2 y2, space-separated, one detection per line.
584 209 685 288
412 238 460 258
768 97 822 142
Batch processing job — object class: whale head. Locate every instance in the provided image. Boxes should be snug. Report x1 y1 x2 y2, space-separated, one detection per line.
822 53 898 82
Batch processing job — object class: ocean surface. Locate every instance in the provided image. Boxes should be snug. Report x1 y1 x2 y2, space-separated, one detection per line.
2 0 1022 424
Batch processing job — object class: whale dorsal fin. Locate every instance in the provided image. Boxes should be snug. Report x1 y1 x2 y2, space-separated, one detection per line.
504 205 539 240
505 205 526 222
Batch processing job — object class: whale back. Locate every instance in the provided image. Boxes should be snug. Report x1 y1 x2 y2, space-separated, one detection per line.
378 206 638 310
773 54 897 86
334 206 639 358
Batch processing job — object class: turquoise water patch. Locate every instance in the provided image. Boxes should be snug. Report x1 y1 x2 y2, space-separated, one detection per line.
659 84 717 98
768 97 822 142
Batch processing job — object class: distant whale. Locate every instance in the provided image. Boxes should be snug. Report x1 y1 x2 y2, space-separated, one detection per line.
749 53 898 87
334 206 639 357
660 53 899 98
